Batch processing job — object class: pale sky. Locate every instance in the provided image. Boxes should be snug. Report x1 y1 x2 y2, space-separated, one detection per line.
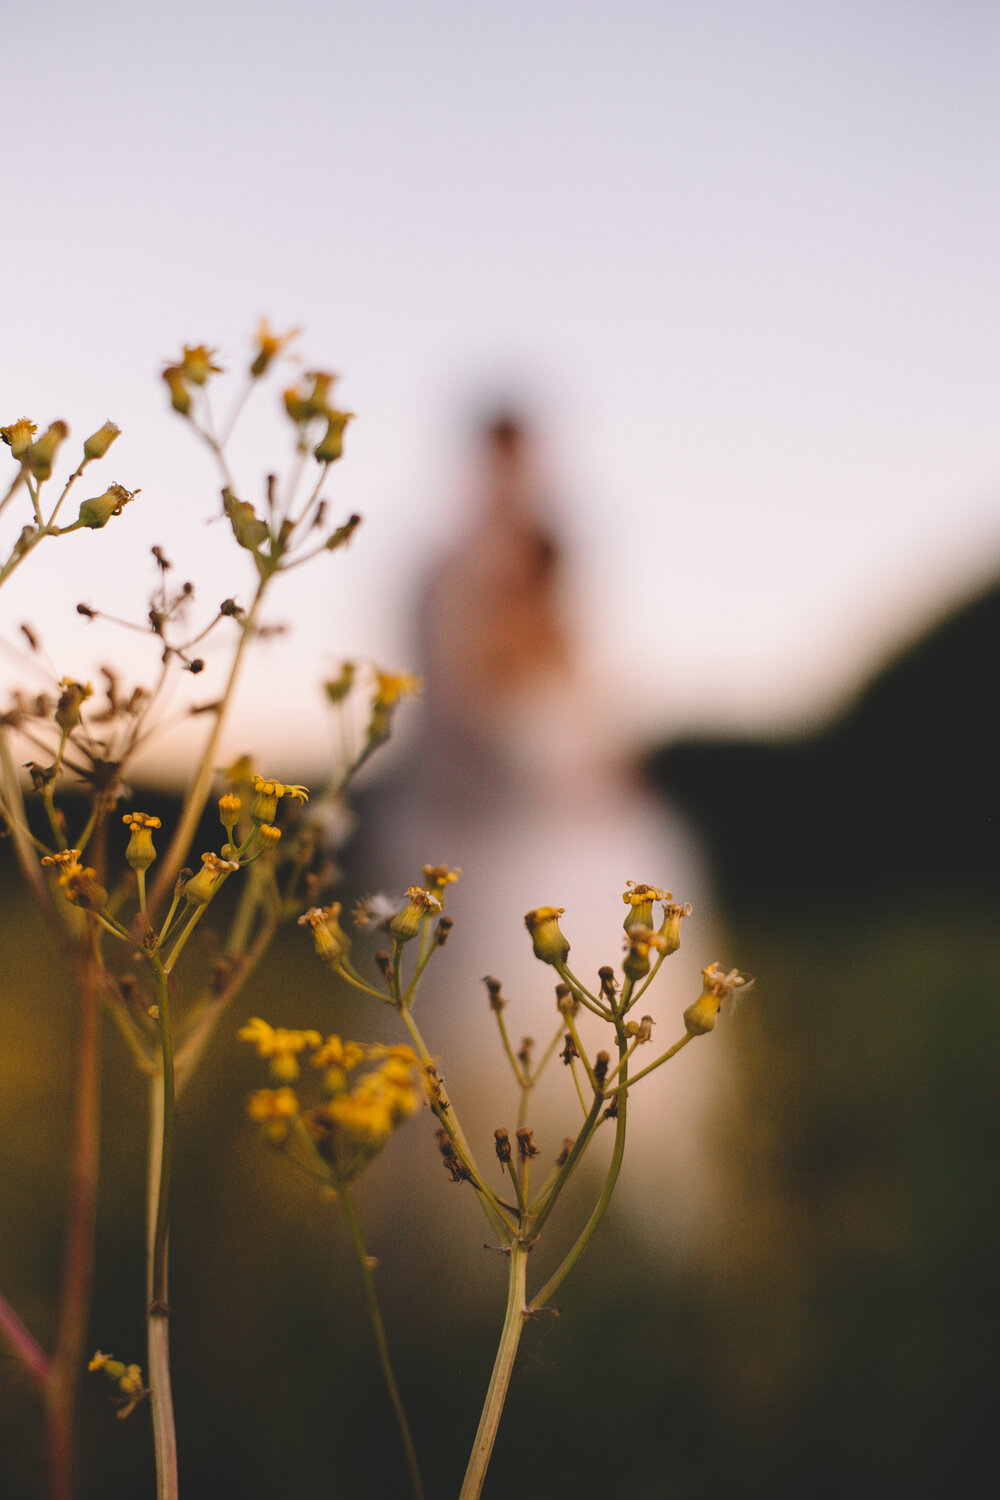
2 0 998 775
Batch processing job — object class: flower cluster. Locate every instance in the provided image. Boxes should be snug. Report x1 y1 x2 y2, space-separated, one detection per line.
242 1027 421 1184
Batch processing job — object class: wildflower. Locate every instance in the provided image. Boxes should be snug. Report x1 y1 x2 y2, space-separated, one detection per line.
623 924 666 982
390 886 442 944
255 822 281 849
122 811 161 873
59 861 107 911
494 1128 512 1172
1 417 37 460
179 344 223 385
54 678 92 732
658 899 692 955
247 1086 300 1143
283 370 338 424
305 1051 420 1179
311 1035 366 1072
298 903 350 965
323 662 355 703
218 792 241 835
88 1352 147 1418
239 1017 322 1082
683 963 749 1036
182 851 239 905
249 775 309 825
524 907 570 967
622 881 667 932
41 848 82 870
25 421 69 482
162 365 191 415
373 671 422 708
76 482 137 529
247 1085 300 1121
313 408 355 464
311 1033 365 1094
422 864 461 894
250 318 299 378
82 421 121 462
221 488 270 553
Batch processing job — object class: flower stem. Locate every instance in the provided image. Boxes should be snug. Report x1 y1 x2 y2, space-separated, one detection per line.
339 1187 424 1500
44 937 103 1500
527 1029 631 1314
458 1239 529 1500
148 582 265 912
146 963 178 1500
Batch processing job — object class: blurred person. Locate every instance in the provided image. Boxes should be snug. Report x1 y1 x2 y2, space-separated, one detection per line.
348 409 730 1247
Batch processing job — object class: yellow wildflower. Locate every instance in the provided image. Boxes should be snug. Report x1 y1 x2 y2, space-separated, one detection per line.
524 907 570 967
390 886 442 943
250 318 299 378
1 417 37 460
41 848 82 869
247 1086 300 1121
183 851 239 905
622 881 668 931
25 421 69 482
658 899 692 955
249 775 309 824
373 670 422 708
298 903 350 964
239 1017 322 1082
54 678 92 732
683 963 749 1036
179 344 223 385
122 811 161 873
622 924 666 982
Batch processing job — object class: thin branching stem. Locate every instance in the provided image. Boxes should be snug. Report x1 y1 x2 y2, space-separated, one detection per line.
339 1186 425 1500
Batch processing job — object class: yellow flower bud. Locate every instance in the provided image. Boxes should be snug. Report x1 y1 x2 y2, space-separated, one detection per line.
76 483 137 529
658 900 692 955
82 421 121 462
1 417 37 460
122 811 161 873
162 365 191 414
313 409 354 464
391 886 442 943
183 852 239 905
25 420 69 481
54 678 92 731
298 904 350 964
250 319 299 378
180 344 222 386
683 963 748 1036
622 882 667 932
524 907 570 966
622 925 665 982
218 792 241 834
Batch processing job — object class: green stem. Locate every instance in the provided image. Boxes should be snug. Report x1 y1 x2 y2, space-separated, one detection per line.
147 963 178 1500
458 1240 529 1500
396 1009 513 1237
147 583 266 912
339 1187 424 1500
44 937 103 1500
602 1032 692 1096
527 1033 630 1314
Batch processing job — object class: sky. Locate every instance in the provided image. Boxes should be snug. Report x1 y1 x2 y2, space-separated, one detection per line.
1 0 998 776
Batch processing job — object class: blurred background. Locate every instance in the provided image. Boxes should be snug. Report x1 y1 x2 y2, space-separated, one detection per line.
2 1 998 1496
